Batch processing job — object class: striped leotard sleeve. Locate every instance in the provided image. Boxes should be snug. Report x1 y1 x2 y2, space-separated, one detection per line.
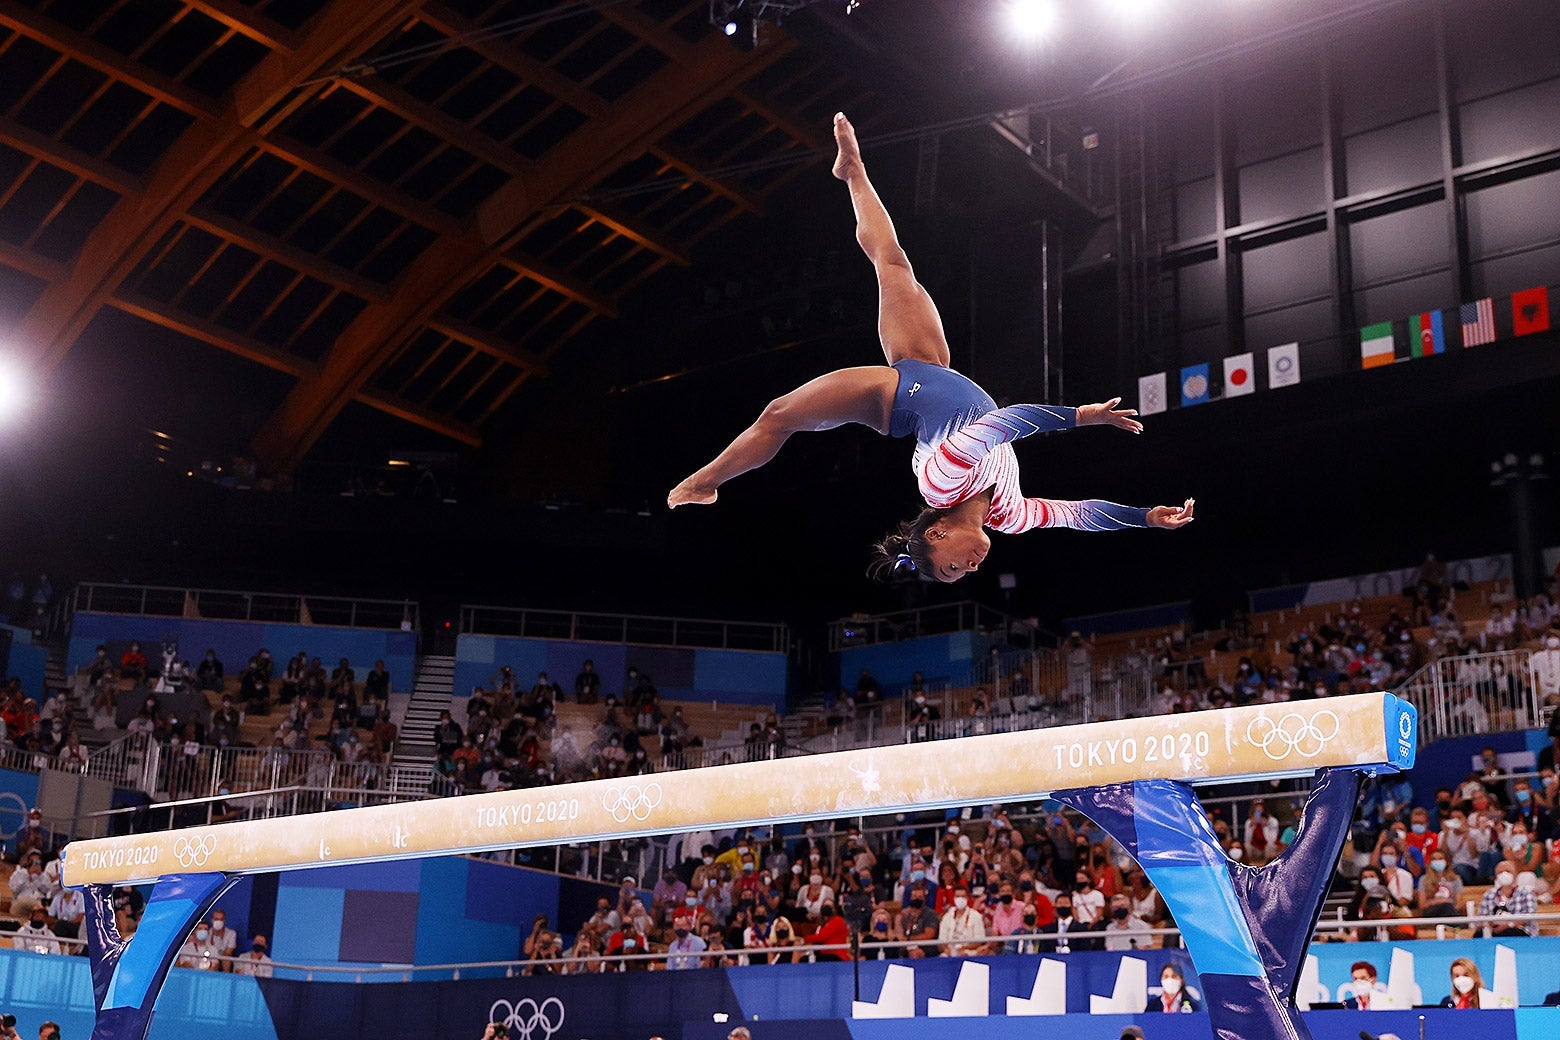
918 404 1078 508
986 496 1151 535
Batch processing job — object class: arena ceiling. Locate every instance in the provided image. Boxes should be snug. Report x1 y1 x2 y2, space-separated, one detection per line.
0 0 1421 482
0 0 903 475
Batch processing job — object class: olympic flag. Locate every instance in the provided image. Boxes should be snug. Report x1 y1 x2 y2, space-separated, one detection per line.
61 693 1416 887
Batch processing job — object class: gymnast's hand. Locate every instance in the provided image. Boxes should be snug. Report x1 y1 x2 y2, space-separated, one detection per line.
1075 397 1142 433
668 474 718 508
1147 499 1195 529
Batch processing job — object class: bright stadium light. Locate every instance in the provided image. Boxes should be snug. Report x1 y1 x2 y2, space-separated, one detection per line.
1102 0 1163 24
0 356 28 424
1007 0 1058 40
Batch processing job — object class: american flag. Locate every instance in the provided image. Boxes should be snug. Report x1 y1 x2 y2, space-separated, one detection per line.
1460 298 1495 346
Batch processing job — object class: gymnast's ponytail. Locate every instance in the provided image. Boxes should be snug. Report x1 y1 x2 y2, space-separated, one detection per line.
866 506 946 582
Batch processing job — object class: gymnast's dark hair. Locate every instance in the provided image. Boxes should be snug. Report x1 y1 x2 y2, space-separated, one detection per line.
866 506 948 582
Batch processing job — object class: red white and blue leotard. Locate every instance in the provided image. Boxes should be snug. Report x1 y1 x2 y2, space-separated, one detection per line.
887 359 1150 534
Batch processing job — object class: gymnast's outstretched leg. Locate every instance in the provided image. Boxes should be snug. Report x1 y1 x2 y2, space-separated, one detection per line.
832 112 951 369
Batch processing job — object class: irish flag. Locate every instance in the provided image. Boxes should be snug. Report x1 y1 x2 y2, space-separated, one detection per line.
1359 321 1396 369
1410 310 1444 357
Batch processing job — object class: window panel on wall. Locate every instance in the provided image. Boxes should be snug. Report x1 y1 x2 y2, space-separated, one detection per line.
1354 270 1456 326
1160 86 1215 183
1450 0 1560 103
1238 148 1324 225
1176 178 1216 240
1178 322 1225 364
1243 233 1331 314
1245 299 1332 353
1465 167 1560 262
1176 259 1224 329
1459 78 1560 163
1472 242 1560 299
1330 8 1436 136
1343 114 1441 196
1349 202 1451 292
1229 52 1321 166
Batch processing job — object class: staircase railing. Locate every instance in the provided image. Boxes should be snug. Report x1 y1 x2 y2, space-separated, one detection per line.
1393 647 1544 745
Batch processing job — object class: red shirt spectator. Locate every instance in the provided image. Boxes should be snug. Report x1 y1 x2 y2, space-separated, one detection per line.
808 906 851 961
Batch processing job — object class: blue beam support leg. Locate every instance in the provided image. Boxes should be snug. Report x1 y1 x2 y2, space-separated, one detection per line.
1055 766 1362 1040
81 871 237 1040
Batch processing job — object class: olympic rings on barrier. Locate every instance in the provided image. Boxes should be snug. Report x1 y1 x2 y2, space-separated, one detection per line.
602 782 663 824
1245 709 1341 761
489 997 565 1040
172 833 217 868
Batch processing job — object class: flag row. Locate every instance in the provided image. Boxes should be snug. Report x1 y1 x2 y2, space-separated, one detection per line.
1136 284 1554 415
1137 343 1298 415
1358 285 1551 369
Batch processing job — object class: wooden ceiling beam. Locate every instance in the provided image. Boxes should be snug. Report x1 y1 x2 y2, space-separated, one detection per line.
251 134 462 236
183 0 298 53
183 206 391 303
425 313 547 374
353 384 481 447
109 291 318 380
254 32 788 474
0 0 222 119
493 253 617 317
649 141 763 214
0 115 143 196
0 239 66 282
334 76 534 180
15 0 424 370
417 3 608 118
574 201 691 267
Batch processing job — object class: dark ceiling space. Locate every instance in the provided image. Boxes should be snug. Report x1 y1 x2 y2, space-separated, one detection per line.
1 0 1557 658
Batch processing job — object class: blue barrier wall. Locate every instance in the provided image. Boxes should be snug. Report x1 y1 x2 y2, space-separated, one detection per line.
1062 600 1193 637
261 855 622 975
0 765 40 856
66 613 417 693
1405 728 1550 813
453 633 787 709
2 622 47 697
0 948 280 1040
835 630 993 695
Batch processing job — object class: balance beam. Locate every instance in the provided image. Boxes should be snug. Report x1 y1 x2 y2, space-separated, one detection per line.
60 692 1415 887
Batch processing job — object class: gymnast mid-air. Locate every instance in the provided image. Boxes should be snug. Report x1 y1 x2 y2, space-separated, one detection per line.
668 113 1194 582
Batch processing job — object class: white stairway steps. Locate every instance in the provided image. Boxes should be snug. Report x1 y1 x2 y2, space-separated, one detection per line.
391 654 455 768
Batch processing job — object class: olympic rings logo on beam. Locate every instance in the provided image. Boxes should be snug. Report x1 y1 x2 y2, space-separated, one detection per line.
172 833 217 868
602 782 662 823
1245 710 1340 761
489 997 565 1040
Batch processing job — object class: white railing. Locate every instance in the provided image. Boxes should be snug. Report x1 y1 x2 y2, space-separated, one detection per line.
1395 648 1545 745
827 601 1037 652
72 582 418 631
460 604 789 653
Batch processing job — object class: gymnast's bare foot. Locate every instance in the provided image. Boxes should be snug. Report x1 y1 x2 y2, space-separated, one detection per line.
832 112 863 181
668 476 718 509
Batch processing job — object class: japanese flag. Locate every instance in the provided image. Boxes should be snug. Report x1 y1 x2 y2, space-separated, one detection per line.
1223 352 1255 397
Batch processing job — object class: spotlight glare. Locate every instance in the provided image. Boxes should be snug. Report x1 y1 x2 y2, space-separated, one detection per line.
724 19 738 36
1007 0 1057 39
1104 0 1162 23
0 357 28 424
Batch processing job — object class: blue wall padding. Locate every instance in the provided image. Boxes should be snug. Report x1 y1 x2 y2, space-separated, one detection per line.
1063 600 1192 636
836 630 995 693
453 633 785 708
67 613 417 692
271 886 344 964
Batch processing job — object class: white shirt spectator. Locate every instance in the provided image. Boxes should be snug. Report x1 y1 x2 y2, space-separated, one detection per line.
1071 886 1106 925
1382 864 1415 905
796 883 835 919
8 864 51 915
1449 690 1489 733
176 931 221 970
49 887 85 927
235 950 274 978
1102 914 1152 951
664 931 707 969
208 917 238 958
1485 610 1516 641
13 920 59 955
938 903 987 952
1532 637 1560 702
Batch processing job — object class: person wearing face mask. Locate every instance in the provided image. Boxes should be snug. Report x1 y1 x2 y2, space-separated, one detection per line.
808 901 851 961
1437 811 1479 884
895 881 939 958
861 907 900 959
796 863 835 920
1506 780 1554 843
1417 852 1463 918
1439 957 1485 1009
1036 892 1091 952
606 917 651 970
207 910 237 968
175 923 219 970
234 934 273 978
665 910 707 970
1341 960 1388 1010
1372 840 1416 908
937 886 986 956
1347 867 1394 942
1070 871 1105 926
1147 963 1201 1013
1479 863 1538 937
1099 893 1150 951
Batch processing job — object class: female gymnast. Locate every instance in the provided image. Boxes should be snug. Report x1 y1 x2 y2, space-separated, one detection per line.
668 113 1194 582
